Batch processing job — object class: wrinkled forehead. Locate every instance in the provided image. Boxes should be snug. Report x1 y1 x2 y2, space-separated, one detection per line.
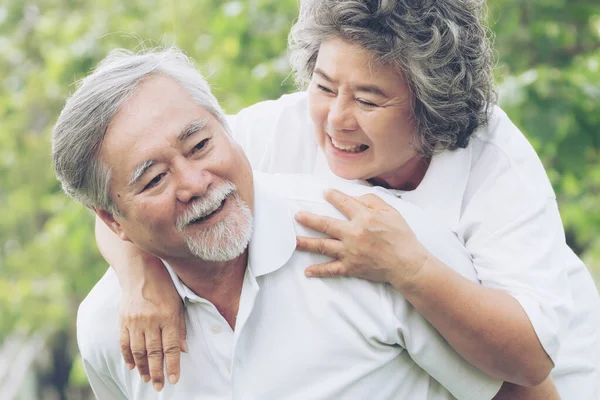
315 38 408 91
99 77 215 179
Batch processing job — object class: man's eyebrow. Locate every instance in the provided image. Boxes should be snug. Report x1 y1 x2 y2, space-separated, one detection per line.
128 159 156 187
126 119 209 187
177 118 209 142
313 68 388 98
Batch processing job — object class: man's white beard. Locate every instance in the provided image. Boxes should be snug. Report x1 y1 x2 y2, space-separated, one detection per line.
176 182 253 262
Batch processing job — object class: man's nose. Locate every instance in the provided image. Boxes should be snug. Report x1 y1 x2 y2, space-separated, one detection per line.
328 96 358 131
175 168 213 203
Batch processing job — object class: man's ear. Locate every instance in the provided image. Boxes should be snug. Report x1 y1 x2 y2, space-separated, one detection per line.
94 208 131 242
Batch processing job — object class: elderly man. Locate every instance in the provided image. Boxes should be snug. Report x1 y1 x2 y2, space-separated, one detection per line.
52 48 553 399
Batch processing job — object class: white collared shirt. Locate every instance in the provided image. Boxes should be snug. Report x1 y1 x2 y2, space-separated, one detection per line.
230 92 600 399
78 173 502 400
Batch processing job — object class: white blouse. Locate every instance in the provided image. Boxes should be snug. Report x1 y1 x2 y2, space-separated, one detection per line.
229 91 600 399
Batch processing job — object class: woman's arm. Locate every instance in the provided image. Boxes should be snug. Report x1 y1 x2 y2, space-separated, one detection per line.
399 254 552 385
494 379 560 400
95 216 186 392
295 190 553 386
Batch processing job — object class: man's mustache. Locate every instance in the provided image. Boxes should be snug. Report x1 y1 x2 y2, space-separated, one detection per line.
176 182 236 231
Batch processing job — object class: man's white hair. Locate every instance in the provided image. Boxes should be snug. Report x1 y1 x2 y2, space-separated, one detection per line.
52 46 229 216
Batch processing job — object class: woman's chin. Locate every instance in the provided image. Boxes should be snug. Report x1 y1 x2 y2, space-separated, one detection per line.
327 162 368 181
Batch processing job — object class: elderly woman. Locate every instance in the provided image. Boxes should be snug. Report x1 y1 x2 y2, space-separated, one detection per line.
97 0 600 398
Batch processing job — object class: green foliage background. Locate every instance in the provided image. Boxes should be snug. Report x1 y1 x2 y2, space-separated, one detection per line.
1 0 598 397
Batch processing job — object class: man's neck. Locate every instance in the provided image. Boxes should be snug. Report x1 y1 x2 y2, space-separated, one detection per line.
166 251 248 329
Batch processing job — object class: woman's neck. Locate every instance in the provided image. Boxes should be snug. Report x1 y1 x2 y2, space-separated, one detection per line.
367 155 431 191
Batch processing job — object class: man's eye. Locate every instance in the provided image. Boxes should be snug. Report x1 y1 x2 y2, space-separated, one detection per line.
191 138 209 154
143 173 165 191
317 84 334 94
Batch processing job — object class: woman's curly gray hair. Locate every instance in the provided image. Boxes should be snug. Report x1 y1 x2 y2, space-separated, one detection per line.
289 0 497 156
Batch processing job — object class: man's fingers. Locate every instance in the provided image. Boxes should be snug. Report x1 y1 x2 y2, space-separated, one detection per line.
162 325 182 385
324 189 365 218
296 236 344 258
130 330 150 382
294 211 346 238
145 329 165 391
305 260 346 278
119 326 135 370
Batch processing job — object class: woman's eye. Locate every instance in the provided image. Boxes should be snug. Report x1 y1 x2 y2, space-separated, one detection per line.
357 99 378 108
192 138 209 153
143 173 165 191
317 84 334 94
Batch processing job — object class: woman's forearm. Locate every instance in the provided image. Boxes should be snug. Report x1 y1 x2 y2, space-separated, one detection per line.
494 378 560 399
95 215 186 390
396 255 553 386
95 215 166 286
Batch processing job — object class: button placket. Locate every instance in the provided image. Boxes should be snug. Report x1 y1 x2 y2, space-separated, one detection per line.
211 323 223 334
192 302 234 380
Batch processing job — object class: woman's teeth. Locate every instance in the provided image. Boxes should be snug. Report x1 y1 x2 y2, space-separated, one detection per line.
331 138 368 153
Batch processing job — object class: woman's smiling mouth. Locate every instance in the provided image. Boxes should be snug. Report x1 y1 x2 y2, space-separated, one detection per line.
330 137 369 153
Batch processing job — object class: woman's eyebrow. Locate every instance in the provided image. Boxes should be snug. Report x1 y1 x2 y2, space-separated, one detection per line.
314 68 387 97
352 84 387 97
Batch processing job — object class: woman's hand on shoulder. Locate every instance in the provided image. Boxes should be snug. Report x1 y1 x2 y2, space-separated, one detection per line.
118 259 187 392
294 188 428 290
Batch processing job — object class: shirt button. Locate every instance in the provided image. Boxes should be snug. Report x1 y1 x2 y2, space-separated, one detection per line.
211 324 222 334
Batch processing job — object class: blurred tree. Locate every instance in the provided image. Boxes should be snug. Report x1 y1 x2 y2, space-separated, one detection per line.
490 0 600 283
0 0 299 397
0 0 598 397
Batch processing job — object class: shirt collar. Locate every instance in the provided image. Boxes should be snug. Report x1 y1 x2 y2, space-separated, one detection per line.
163 262 198 303
162 173 297 302
313 144 472 231
400 146 471 230
247 172 297 277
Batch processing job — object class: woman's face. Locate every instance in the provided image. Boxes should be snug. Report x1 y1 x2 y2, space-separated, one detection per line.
308 37 427 189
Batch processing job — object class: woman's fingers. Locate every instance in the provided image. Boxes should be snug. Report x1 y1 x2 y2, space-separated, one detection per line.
179 311 188 354
130 330 151 382
119 325 135 370
356 193 393 209
145 328 165 391
296 236 344 258
304 260 346 277
161 324 181 385
295 211 347 238
324 189 366 218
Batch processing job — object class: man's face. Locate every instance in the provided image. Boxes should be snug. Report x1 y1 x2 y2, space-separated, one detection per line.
98 75 254 262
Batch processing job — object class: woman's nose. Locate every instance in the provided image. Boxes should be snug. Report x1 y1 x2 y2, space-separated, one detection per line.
328 96 358 131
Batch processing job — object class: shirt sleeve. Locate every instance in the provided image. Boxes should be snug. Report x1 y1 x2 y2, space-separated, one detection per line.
82 359 128 400
459 148 573 365
228 101 274 170
77 270 130 400
385 285 502 400
373 195 501 400
228 92 319 175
